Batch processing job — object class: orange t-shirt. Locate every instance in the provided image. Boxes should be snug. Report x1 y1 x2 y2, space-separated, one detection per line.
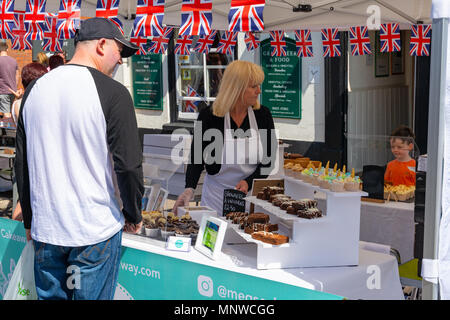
384 159 416 186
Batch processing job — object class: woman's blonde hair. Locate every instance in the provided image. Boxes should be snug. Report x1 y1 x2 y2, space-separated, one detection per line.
36 52 49 67
212 60 264 117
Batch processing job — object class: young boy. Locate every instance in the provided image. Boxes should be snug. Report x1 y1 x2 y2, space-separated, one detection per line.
384 126 416 186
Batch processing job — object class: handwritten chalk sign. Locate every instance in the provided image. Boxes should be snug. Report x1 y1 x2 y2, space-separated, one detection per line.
223 189 246 216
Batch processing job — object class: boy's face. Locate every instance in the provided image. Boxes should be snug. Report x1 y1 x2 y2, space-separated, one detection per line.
390 138 413 160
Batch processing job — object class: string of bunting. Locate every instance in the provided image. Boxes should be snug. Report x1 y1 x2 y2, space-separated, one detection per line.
0 0 431 57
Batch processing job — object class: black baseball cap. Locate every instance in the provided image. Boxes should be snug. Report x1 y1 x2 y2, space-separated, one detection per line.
75 17 138 58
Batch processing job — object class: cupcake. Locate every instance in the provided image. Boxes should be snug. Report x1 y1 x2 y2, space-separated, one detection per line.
330 170 345 192
144 217 160 238
344 168 362 192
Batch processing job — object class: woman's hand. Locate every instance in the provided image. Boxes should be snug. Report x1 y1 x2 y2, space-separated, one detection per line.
8 87 24 100
235 180 249 194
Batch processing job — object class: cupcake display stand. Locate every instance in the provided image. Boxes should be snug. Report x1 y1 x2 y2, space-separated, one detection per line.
238 177 367 269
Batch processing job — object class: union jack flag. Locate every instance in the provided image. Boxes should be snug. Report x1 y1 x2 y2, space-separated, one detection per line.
0 0 15 40
410 24 431 56
148 26 172 54
57 0 81 39
179 0 212 36
270 31 286 57
132 0 165 38
216 31 237 55
11 11 32 50
43 13 63 52
184 85 200 112
228 0 264 32
244 31 259 51
96 0 123 34
193 30 216 53
24 0 47 40
379 23 401 53
130 35 150 55
349 26 371 56
295 29 313 57
174 34 193 55
321 28 341 57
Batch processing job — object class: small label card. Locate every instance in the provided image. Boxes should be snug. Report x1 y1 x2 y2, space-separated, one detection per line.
166 236 192 252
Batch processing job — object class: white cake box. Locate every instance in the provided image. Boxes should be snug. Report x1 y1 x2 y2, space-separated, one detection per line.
177 206 217 223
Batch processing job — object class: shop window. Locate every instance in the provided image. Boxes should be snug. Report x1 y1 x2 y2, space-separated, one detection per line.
175 44 234 120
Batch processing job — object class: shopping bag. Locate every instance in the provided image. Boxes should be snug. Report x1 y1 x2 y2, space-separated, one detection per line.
3 241 37 300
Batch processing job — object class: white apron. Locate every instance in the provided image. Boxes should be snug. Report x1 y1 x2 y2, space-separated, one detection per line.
201 107 263 216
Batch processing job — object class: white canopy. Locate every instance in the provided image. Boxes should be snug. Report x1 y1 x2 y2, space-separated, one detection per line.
28 0 433 31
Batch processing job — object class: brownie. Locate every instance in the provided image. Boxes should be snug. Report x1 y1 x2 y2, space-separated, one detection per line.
286 206 297 215
292 199 318 210
272 196 291 206
280 201 296 210
257 191 264 199
297 208 322 219
247 213 270 224
251 231 289 245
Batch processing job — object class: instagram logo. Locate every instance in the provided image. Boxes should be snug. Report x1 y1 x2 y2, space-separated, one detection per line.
197 275 214 297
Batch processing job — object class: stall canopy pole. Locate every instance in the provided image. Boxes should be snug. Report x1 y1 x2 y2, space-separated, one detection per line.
422 10 448 300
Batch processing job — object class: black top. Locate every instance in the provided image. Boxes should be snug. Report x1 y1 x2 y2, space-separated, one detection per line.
185 105 276 190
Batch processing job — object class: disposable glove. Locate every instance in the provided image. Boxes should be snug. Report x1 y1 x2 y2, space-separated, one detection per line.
173 188 194 214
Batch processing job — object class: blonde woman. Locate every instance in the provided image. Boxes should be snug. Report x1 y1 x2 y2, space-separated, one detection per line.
173 60 276 215
36 52 49 70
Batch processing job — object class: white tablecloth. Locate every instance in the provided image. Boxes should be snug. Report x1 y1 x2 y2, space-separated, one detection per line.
315 192 415 264
123 234 404 300
359 200 415 264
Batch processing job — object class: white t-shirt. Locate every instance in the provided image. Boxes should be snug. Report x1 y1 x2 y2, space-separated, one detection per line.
15 65 143 246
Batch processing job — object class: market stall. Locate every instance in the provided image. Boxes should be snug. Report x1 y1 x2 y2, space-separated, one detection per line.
0 216 403 300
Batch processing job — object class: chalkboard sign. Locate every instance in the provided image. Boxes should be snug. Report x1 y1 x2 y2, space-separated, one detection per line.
222 189 246 216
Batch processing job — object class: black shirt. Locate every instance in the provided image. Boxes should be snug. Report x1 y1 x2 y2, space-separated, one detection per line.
185 105 276 190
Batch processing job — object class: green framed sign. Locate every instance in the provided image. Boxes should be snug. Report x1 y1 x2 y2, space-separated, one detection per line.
260 37 301 119
131 54 163 110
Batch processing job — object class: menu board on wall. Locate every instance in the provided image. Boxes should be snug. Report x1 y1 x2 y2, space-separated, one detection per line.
260 38 302 119
131 54 163 110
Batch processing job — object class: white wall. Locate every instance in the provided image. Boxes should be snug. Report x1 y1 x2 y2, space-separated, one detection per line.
129 31 326 142
347 30 414 171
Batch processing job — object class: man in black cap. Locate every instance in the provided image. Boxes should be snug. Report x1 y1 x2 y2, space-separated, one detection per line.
15 17 143 300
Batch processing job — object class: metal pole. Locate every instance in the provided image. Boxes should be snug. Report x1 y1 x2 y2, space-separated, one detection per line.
423 17 448 300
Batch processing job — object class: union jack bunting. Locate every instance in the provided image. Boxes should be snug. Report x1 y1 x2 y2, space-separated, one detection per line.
244 31 259 51
294 29 313 57
0 0 15 39
24 0 47 40
321 28 341 57
216 31 237 55
228 0 264 32
193 30 216 53
42 13 63 52
132 0 165 37
96 0 123 34
130 35 150 55
410 24 431 56
269 31 286 57
179 0 212 36
349 26 371 56
57 0 81 39
11 11 32 50
174 34 193 55
184 85 200 112
379 23 401 53
147 26 173 54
